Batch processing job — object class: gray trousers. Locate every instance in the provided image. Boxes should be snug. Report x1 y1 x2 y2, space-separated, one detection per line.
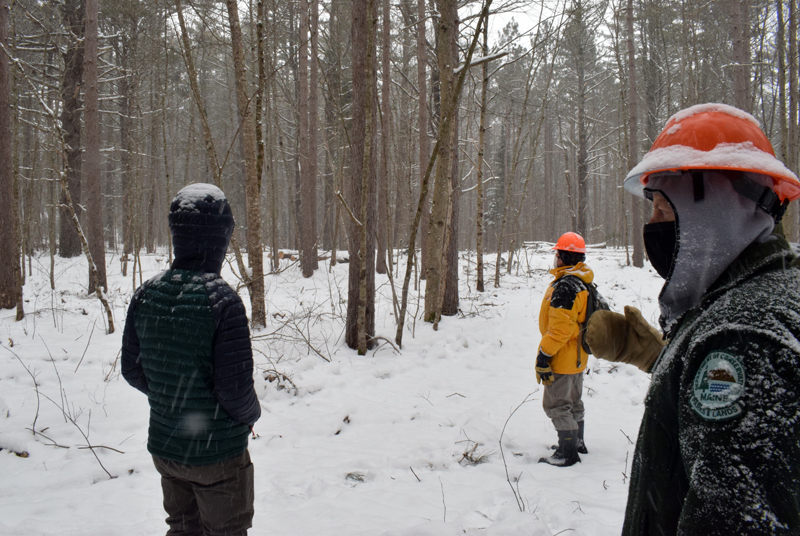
153 450 254 536
542 372 585 431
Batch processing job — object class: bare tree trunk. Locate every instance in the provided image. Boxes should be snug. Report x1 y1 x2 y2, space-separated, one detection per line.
376 0 392 274
576 12 588 238
298 0 319 277
790 0 800 240
346 0 378 352
417 0 430 279
357 0 378 353
323 95 336 252
475 24 488 293
226 0 266 327
59 0 85 259
494 120 510 287
493 54 539 287
256 0 266 233
145 80 157 254
424 0 457 323
790 0 798 174
268 77 280 272
544 104 554 240
84 0 106 293
627 0 644 267
322 0 344 257
0 0 21 311
395 0 415 254
309 0 320 266
779 0 789 168
395 0 491 345
268 9 281 272
175 0 252 301
60 160 115 333
731 0 752 112
117 41 134 278
442 14 460 316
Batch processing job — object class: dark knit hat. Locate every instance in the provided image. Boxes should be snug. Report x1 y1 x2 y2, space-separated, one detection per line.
168 183 235 274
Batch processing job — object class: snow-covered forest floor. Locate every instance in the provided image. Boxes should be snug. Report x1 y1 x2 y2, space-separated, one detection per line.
0 245 664 535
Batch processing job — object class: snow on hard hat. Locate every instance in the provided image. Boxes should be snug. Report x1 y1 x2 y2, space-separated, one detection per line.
624 103 800 202
552 232 586 253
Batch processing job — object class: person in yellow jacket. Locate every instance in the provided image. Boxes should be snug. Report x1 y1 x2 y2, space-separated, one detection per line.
536 231 592 467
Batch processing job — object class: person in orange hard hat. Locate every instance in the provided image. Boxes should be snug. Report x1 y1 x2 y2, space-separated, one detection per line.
536 231 593 467
586 103 800 535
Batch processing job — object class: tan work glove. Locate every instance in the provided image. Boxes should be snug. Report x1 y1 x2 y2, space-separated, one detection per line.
585 305 665 373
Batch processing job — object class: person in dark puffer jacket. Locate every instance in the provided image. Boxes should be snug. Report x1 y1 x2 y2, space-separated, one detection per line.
122 183 261 536
586 104 800 535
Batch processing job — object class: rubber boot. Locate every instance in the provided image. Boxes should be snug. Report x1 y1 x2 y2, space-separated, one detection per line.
577 421 588 454
539 430 581 466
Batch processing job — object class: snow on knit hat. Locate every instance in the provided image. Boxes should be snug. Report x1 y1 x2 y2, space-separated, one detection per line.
169 183 235 274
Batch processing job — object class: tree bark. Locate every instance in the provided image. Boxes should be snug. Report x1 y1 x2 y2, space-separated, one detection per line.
309 0 320 267
576 2 589 238
779 0 789 169
731 0 751 112
417 0 430 279
376 0 392 274
627 0 644 267
255 0 267 261
424 0 457 323
441 14 460 316
346 0 378 352
395 0 491 345
298 0 319 277
0 0 21 310
58 0 85 259
225 0 266 327
475 24 488 293
84 0 106 293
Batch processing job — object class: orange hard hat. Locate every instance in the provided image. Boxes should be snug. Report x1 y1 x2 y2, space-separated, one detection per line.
552 232 586 253
624 103 800 202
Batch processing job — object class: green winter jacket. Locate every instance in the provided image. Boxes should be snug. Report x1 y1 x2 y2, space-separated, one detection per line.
123 269 259 465
122 186 261 466
623 235 800 536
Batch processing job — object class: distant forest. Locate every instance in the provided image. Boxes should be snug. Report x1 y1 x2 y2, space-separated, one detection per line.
0 0 797 352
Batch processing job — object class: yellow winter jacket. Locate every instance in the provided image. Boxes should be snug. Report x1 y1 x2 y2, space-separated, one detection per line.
538 262 593 375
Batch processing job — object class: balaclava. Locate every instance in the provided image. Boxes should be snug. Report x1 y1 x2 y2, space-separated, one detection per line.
168 183 235 274
559 251 586 267
645 170 774 333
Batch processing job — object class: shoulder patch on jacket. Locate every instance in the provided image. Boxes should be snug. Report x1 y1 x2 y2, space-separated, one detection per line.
550 275 584 310
690 351 746 421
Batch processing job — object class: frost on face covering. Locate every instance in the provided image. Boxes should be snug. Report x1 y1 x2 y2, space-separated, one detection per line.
645 172 774 333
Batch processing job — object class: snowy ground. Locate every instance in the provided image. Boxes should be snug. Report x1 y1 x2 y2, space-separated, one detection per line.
0 245 664 535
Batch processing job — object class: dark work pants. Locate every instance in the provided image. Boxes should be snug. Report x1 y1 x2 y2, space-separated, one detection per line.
542 372 585 431
152 450 254 536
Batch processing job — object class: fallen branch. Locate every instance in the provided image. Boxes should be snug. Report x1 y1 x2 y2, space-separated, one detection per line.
4 345 41 434
410 466 421 482
367 335 400 355
499 391 536 512
77 444 125 454
74 321 96 372
26 428 69 448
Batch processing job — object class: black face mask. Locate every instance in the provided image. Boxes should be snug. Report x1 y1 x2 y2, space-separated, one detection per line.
643 221 677 279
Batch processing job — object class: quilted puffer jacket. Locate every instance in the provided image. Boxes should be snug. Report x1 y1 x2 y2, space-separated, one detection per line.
122 184 261 465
